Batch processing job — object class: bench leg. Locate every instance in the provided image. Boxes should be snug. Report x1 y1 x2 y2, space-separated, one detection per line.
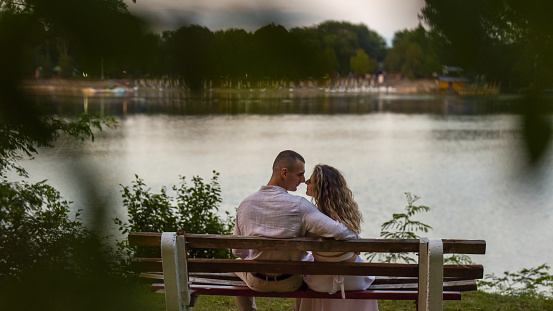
161 232 192 311
418 238 444 311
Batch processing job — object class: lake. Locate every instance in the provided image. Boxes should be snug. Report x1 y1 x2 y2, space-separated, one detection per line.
18 88 553 277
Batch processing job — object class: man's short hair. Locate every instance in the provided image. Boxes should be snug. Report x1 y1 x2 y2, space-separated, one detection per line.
272 150 305 173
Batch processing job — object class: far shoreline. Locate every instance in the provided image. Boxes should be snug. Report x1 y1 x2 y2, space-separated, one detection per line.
23 77 440 96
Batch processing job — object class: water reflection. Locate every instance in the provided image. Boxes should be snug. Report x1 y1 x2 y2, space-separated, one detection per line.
35 90 525 117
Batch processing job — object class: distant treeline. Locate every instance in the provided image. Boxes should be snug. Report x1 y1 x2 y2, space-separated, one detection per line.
2 0 550 90
0 0 444 90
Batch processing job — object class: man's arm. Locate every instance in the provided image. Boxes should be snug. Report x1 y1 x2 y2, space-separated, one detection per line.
299 198 358 240
232 221 250 259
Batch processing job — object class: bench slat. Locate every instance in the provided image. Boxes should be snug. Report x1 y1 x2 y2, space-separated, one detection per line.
146 276 476 292
188 278 477 292
141 272 469 286
187 235 423 253
191 277 246 287
133 258 483 279
128 232 486 254
190 260 421 276
150 284 463 300
442 239 486 254
368 280 477 292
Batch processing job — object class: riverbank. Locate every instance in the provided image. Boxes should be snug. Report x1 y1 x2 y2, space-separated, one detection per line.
23 77 439 96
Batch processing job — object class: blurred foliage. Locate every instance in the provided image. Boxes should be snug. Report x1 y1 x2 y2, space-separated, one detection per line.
421 0 553 163
116 171 235 259
0 114 116 179
421 0 553 90
0 166 158 310
0 0 124 169
0 180 89 278
0 2 149 309
0 0 147 78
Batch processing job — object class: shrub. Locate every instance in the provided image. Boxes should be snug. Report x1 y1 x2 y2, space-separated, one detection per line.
0 179 90 278
367 192 432 263
479 264 553 298
0 177 157 311
116 171 235 259
367 192 474 265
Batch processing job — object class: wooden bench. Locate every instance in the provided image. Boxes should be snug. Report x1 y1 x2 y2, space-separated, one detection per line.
129 232 486 311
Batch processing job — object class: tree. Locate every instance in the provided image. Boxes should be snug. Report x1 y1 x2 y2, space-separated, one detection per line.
289 27 326 79
384 25 441 79
421 0 553 89
251 23 294 80
210 29 253 83
0 0 147 79
350 49 375 76
317 21 361 74
316 21 388 75
165 25 215 90
351 24 387 62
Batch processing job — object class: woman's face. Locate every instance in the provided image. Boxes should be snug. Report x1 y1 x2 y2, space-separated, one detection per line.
305 172 315 197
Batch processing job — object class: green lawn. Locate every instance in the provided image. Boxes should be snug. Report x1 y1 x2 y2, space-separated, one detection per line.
146 289 553 311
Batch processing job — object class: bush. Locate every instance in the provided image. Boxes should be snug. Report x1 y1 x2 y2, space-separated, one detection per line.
479 264 553 298
367 192 474 265
0 177 158 311
116 171 235 259
0 179 90 278
367 192 432 263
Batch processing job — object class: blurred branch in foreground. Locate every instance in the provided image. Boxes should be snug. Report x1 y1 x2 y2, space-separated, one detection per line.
0 1 156 310
422 0 553 164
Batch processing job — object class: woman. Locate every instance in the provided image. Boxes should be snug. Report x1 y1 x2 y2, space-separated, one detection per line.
296 164 379 311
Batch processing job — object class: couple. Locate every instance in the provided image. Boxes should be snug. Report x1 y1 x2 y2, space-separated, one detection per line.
233 150 378 311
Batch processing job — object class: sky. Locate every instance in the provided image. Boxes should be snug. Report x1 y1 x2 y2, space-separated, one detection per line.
125 0 426 46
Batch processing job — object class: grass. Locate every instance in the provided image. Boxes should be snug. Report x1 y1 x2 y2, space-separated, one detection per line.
144 289 553 311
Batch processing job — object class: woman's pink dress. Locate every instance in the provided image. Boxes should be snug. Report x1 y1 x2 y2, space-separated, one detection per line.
296 251 379 311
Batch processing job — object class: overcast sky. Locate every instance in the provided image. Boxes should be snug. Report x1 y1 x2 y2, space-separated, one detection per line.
125 0 426 46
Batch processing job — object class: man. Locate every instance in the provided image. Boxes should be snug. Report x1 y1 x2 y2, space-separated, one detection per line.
233 150 358 311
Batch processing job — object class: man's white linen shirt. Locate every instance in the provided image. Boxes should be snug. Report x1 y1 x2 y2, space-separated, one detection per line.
232 185 357 261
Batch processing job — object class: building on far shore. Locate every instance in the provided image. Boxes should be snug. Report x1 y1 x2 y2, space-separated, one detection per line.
437 66 467 94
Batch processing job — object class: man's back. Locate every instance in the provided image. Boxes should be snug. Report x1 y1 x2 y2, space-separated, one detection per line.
234 185 307 261
233 185 356 261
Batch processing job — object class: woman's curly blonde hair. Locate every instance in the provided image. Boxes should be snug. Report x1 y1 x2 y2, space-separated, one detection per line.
310 164 363 234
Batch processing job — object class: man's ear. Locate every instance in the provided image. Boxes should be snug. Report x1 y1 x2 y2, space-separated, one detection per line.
281 168 288 178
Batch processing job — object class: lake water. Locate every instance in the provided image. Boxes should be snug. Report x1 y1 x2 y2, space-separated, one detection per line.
18 89 553 277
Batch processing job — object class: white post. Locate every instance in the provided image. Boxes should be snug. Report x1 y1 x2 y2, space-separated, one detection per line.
161 232 191 311
418 238 444 311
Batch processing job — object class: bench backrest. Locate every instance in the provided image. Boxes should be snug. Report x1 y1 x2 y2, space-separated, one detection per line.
130 232 485 276
129 232 485 311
